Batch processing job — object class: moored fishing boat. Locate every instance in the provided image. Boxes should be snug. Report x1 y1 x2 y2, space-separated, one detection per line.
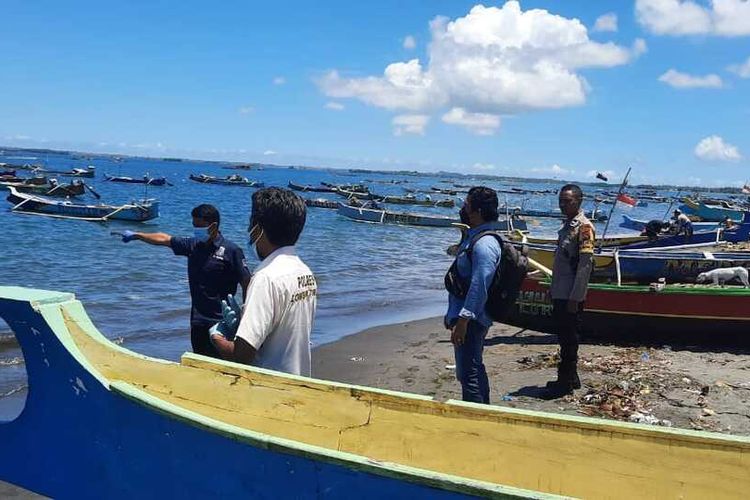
12 180 86 197
680 199 745 222
104 174 170 186
5 187 159 221
338 203 527 230
35 166 96 178
620 214 719 232
2 286 748 498
304 198 339 209
189 173 263 187
287 181 337 193
508 277 750 344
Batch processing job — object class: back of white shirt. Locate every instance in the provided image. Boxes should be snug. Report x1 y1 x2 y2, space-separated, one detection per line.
235 246 316 376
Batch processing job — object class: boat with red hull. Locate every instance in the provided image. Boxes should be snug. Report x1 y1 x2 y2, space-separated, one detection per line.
506 278 750 345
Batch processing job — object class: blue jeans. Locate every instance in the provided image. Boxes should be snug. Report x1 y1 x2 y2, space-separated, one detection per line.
454 321 490 404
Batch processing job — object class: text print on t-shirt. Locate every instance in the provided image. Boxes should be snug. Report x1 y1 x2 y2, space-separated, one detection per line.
291 274 317 304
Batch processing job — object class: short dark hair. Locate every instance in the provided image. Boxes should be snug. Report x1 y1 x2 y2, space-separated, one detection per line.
251 187 307 246
559 184 583 203
467 186 499 222
191 204 220 226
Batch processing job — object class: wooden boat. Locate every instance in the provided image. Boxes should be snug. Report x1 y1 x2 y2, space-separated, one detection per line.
0 169 15 177
680 199 745 222
321 181 369 194
304 198 339 209
430 186 457 196
522 239 750 283
511 232 648 248
501 206 608 222
36 166 96 178
509 277 750 344
335 190 454 207
105 174 169 186
338 203 527 231
13 180 86 198
620 214 719 232
3 287 748 498
6 187 159 222
288 181 337 193
189 174 263 187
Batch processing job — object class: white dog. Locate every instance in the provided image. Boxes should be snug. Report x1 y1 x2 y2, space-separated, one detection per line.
696 267 750 287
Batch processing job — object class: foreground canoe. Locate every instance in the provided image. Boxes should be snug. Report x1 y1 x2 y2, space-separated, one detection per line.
1 287 749 498
508 278 750 343
620 214 719 232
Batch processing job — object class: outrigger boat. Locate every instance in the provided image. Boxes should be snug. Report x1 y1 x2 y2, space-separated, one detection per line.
509 277 750 344
338 203 527 230
189 173 264 187
335 190 454 207
288 181 338 193
34 166 96 178
304 198 339 209
620 214 720 232
9 180 86 198
680 198 745 222
2 286 748 498
104 174 170 186
5 187 159 222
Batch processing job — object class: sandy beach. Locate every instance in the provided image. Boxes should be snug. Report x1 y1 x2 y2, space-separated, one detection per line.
314 316 750 435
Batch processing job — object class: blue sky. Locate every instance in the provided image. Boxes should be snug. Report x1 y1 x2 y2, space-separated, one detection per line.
1 0 749 185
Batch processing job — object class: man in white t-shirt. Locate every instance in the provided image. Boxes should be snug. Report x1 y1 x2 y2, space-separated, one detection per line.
210 188 317 376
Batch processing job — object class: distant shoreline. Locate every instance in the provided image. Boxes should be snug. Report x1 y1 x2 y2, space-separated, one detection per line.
1 145 744 193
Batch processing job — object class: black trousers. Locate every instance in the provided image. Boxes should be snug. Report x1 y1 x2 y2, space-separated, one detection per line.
551 300 582 383
190 323 221 359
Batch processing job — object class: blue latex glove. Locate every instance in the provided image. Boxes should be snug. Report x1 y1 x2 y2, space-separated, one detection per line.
121 230 137 243
209 294 242 342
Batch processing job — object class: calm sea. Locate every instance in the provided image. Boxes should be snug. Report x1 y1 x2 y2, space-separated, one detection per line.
0 150 680 417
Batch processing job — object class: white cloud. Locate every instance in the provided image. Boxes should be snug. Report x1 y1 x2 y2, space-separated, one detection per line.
273 76 286 85
593 13 618 32
441 107 501 135
238 106 255 115
532 164 572 176
658 69 724 88
317 1 643 134
263 150 277 156
403 35 416 50
636 0 750 37
392 114 430 136
324 101 345 111
728 56 750 77
694 135 742 161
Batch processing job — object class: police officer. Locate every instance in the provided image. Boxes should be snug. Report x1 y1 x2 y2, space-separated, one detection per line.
545 184 595 399
119 204 252 358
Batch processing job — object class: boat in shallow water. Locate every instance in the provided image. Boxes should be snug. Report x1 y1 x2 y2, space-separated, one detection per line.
620 214 720 232
189 173 263 187
338 203 526 230
6 186 159 221
104 174 170 186
1 286 748 498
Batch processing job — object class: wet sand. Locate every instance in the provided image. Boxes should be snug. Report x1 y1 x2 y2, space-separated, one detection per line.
313 317 750 435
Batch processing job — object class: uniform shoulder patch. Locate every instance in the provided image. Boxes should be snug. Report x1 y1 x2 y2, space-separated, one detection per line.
579 224 595 254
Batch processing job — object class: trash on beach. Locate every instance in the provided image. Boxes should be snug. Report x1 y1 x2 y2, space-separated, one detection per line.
445 364 456 370
629 412 672 427
516 353 558 370
501 394 513 401
640 352 650 362
349 356 364 362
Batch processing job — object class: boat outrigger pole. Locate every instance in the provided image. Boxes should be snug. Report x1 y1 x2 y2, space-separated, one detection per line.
597 166 631 250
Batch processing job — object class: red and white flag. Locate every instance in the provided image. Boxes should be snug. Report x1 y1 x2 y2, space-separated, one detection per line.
616 193 637 209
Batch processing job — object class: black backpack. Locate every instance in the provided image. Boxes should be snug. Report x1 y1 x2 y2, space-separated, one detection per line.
444 231 529 322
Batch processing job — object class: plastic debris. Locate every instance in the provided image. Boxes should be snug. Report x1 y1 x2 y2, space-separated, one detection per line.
501 394 513 401
349 356 364 362
640 352 650 362
445 364 456 370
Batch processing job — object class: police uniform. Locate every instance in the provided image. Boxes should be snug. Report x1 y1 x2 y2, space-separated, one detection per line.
549 211 595 392
171 234 252 358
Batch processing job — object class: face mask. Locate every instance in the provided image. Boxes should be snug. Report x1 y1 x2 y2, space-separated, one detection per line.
248 224 265 259
194 227 210 242
459 207 470 225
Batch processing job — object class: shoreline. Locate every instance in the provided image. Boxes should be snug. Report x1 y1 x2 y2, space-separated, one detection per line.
314 315 750 435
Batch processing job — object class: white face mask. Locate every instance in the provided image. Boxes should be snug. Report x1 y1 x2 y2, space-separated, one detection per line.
248 224 264 257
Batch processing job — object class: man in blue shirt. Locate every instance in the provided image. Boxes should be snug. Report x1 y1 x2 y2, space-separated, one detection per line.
119 204 252 358
445 187 502 404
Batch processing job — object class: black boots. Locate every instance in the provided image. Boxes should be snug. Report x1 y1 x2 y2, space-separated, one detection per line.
542 368 580 399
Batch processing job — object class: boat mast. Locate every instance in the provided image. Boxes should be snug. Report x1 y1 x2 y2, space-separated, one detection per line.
597 166 631 250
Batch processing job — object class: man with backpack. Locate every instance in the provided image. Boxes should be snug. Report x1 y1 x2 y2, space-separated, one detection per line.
443 187 505 404
544 184 595 399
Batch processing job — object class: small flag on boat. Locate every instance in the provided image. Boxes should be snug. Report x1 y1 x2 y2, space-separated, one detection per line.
596 172 608 182
616 193 637 208
742 183 750 195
